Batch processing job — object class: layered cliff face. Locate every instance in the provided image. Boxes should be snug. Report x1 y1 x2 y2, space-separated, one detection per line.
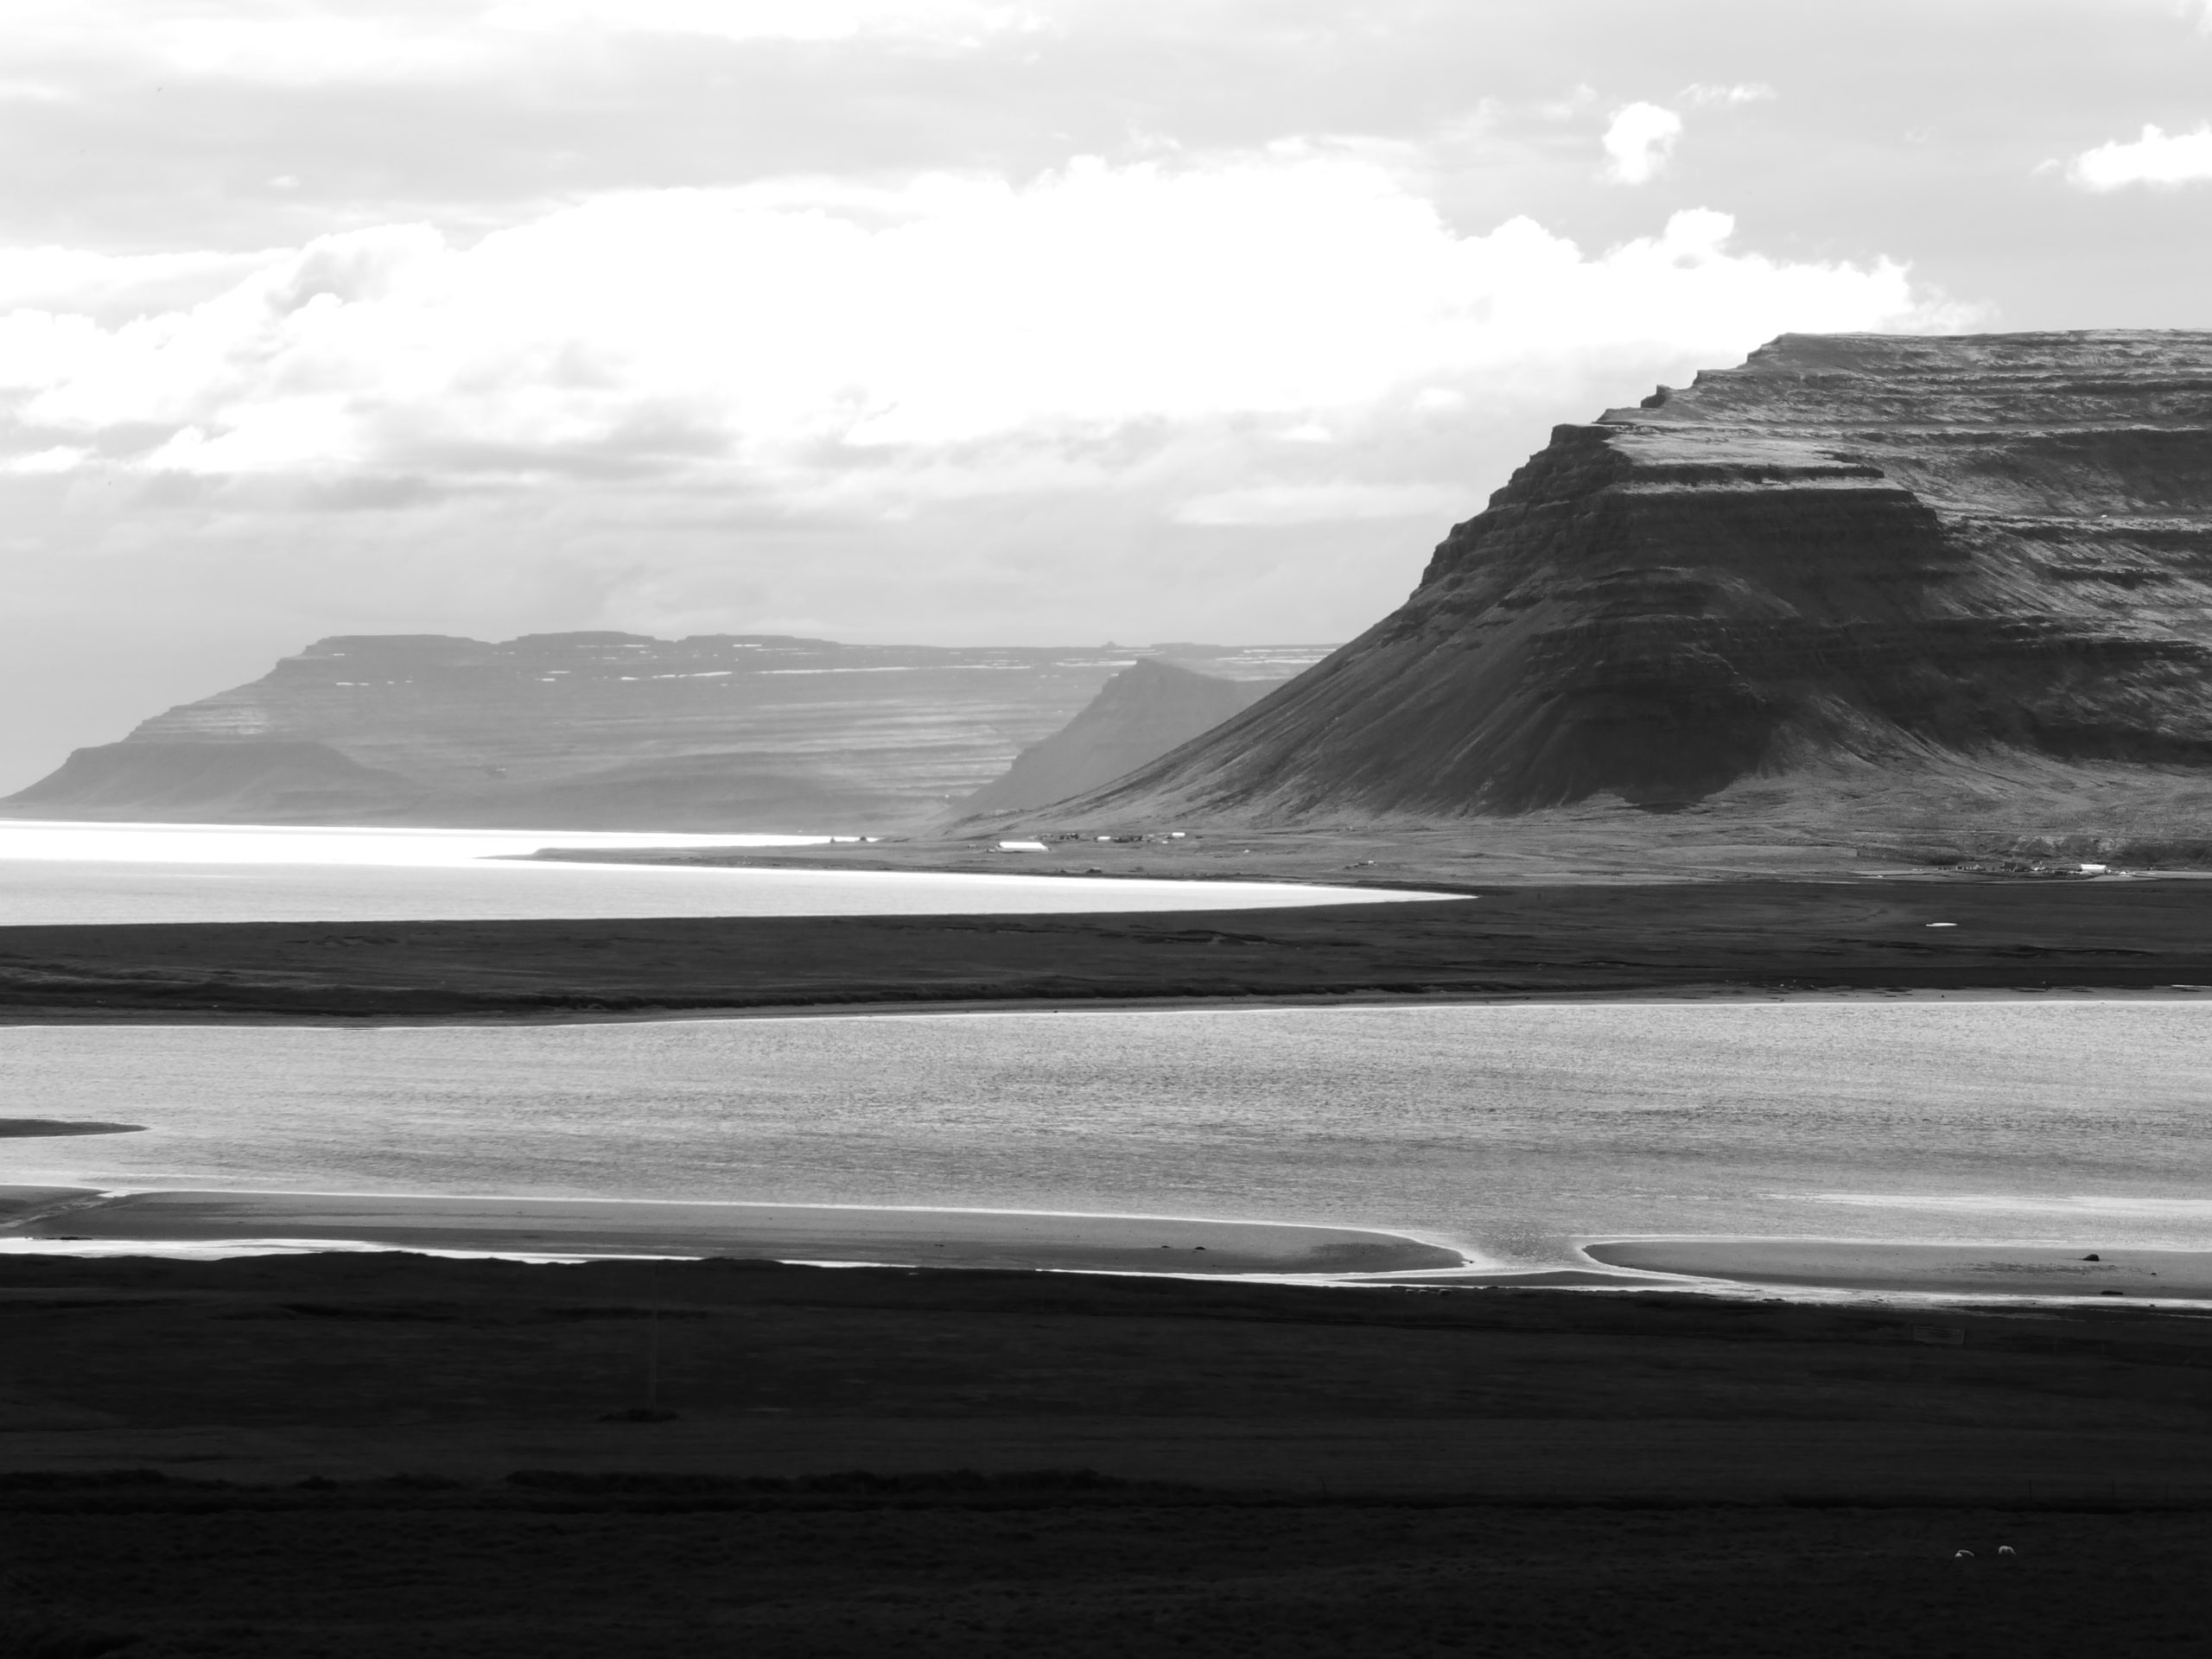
1030 332 2212 826
956 659 1276 817
6 634 1328 832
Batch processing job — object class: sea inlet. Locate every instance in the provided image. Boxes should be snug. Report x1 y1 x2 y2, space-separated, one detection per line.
7 1001 2209 1288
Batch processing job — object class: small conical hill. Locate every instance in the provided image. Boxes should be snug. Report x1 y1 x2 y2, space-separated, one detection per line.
957 659 1273 817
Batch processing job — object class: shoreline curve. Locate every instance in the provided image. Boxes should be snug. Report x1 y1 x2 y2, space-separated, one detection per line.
0 1186 1467 1276
1583 1237 2212 1300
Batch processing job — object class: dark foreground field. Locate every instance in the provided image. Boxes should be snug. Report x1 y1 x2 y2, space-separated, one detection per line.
3 1254 2212 1655
6 878 2212 1020
8 1491 2209 1659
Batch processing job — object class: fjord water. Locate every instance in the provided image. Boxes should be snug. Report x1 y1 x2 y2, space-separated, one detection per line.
0 820 1433 923
8 1003 2208 1270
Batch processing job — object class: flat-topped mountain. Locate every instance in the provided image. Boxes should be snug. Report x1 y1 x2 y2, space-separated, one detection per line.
1016 332 2212 830
6 633 1328 833
956 659 1274 817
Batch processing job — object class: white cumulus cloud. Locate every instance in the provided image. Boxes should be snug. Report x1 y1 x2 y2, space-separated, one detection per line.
0 148 1970 761
0 155 1956 504
2068 124 2212 189
1680 82 1774 106
1601 102 1683 184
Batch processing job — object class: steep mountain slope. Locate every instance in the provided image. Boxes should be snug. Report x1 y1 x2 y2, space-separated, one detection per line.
5 634 1328 832
1027 332 2212 828
956 659 1276 817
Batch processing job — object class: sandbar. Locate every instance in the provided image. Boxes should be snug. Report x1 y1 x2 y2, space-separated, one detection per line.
0 1185 99 1224
6 1188 1465 1275
1585 1237 2212 1300
0 1117 144 1137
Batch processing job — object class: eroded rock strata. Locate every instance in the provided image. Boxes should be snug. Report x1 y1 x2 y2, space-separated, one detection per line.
5 635 1325 832
1033 332 2212 825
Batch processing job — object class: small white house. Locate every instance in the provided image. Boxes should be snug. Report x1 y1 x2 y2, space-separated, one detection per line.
997 840 1048 853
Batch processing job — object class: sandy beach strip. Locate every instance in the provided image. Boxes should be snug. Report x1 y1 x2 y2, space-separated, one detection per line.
2 1188 1467 1274
1584 1238 2212 1300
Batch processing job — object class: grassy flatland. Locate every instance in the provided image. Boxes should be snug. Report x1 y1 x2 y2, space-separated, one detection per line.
7 1499 2210 1658
4 877 2211 1021
2 1254 2211 1655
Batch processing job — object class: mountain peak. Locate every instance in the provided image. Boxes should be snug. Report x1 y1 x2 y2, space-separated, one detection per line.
1030 330 2212 827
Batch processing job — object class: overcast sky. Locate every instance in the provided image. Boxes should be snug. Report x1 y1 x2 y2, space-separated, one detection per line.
3 0 2210 788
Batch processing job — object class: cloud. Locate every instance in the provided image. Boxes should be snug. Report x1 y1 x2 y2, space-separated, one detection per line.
0 0 1038 85
486 0 1044 44
2068 124 2212 189
1171 482 1469 526
0 443 90 474
0 145 1973 791
0 246 278 323
0 155 1961 505
1680 82 1774 106
1601 102 1683 184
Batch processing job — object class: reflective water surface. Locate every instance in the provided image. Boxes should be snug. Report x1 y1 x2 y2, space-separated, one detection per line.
0 820 1433 923
8 1001 2207 1268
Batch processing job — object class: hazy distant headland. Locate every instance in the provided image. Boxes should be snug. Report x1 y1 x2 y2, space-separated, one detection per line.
1 634 1325 834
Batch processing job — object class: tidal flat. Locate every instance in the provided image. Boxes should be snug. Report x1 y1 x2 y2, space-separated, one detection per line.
0 1188 1463 1274
6 1000 2205 1284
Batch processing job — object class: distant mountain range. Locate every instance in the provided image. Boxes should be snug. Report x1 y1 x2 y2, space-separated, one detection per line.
28 330 2209 853
3 633 1326 834
1010 331 2212 841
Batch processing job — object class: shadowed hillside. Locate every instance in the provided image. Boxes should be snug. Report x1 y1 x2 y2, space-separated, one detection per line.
957 659 1277 817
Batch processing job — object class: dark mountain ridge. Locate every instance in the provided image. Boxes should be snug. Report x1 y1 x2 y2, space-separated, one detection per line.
1016 331 2212 830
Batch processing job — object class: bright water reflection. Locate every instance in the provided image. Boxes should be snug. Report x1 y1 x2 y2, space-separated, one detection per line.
7 1002 2208 1268
0 821 829 866
0 819 1434 923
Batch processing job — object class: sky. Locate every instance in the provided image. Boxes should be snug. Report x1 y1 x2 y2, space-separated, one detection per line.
3 0 2211 790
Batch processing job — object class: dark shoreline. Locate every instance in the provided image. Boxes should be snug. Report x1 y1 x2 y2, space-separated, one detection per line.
7 879 2212 1024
